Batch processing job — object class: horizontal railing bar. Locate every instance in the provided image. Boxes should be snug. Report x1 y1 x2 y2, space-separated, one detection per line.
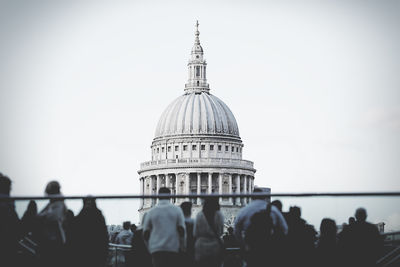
1 192 400 201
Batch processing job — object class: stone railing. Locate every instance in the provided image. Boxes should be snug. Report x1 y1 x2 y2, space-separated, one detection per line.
140 157 255 171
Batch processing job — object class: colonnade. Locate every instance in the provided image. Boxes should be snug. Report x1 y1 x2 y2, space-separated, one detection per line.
139 172 255 209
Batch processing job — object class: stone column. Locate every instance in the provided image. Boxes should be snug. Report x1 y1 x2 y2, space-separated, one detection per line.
156 175 161 193
236 174 240 206
185 173 190 201
156 175 161 204
208 173 212 194
218 173 223 204
175 173 179 204
197 173 201 205
150 176 155 207
228 173 233 204
139 177 143 209
166 174 170 189
243 175 247 205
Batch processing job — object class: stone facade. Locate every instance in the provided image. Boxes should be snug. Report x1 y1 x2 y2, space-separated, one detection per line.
138 21 256 226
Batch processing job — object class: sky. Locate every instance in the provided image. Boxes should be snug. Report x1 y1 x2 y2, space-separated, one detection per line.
0 0 399 229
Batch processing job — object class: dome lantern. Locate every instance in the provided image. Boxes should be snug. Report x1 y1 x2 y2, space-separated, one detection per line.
185 20 210 94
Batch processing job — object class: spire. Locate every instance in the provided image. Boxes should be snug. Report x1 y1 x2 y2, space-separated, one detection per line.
194 20 200 45
185 20 209 94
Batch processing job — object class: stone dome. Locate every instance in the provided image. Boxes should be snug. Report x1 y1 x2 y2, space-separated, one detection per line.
155 92 240 139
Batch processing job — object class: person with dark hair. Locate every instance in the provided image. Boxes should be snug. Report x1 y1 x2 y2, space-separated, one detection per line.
115 221 134 245
21 200 38 237
180 201 195 266
69 197 108 267
130 223 137 234
338 208 383 267
271 200 283 213
36 180 68 267
316 218 338 267
0 173 20 267
193 197 224 267
286 206 317 267
143 187 186 267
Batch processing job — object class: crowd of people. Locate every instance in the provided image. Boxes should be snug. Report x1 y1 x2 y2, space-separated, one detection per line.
0 172 384 267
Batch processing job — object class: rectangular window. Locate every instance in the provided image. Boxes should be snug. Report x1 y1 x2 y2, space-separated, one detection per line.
232 146 235 152
183 145 187 151
157 148 159 153
175 146 179 151
192 145 197 151
225 145 229 152
161 147 165 152
218 145 222 151
210 145 214 151
167 146 171 152
201 145 205 150
236 147 239 152
196 66 200 77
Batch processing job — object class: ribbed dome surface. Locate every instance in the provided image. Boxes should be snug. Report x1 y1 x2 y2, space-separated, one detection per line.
155 92 240 139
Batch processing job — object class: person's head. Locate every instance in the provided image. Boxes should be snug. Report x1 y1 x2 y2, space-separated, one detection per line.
123 221 131 230
289 206 301 219
0 173 12 195
45 181 61 195
271 200 283 212
228 226 234 235
158 187 171 199
83 197 97 209
203 197 220 226
180 201 192 218
203 196 220 212
130 224 137 232
320 218 337 239
251 187 266 200
355 208 367 222
348 217 356 225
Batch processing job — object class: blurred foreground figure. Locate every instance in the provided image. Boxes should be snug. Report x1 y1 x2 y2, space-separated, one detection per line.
36 181 67 267
131 213 152 267
69 197 108 267
181 201 195 266
0 173 20 267
234 190 288 267
338 208 383 267
194 197 224 267
115 221 134 245
316 218 338 267
286 206 317 267
143 187 186 267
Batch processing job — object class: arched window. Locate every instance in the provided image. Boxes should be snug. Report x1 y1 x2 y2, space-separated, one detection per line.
197 81 199 86
196 66 200 77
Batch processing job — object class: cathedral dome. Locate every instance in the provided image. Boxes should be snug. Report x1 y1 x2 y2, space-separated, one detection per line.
155 92 240 139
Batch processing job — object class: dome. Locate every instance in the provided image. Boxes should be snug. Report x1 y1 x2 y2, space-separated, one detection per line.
155 92 240 139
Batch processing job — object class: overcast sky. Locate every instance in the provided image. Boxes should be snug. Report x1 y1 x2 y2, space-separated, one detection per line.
0 0 399 228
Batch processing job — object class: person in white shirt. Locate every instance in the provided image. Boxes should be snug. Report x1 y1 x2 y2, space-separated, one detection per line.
142 187 186 267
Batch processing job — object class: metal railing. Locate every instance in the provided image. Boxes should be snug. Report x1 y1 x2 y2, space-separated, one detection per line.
2 191 400 201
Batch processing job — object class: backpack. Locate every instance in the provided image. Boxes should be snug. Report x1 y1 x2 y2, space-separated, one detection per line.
244 204 274 251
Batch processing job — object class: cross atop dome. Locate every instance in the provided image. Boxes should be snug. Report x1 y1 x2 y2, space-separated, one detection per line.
185 20 210 94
